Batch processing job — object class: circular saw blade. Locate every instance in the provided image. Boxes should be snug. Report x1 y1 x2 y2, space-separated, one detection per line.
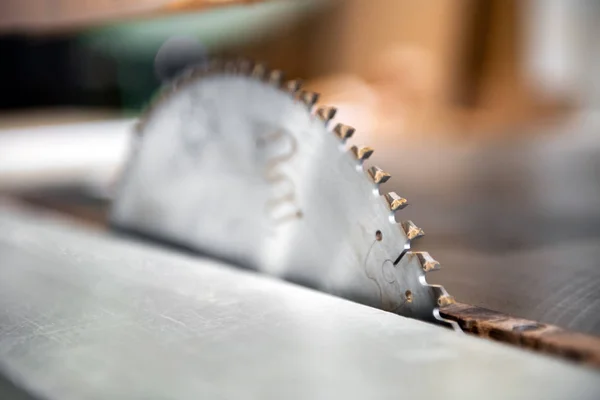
110 59 454 325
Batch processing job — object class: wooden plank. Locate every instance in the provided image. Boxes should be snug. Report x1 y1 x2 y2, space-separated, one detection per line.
441 302 600 368
0 0 266 32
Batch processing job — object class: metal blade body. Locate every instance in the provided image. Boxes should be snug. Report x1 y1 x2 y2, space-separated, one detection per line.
111 62 450 323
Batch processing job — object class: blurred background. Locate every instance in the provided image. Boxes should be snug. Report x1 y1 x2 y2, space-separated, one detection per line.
1 0 600 335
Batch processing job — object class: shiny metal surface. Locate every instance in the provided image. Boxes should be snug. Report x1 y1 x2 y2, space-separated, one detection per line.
1 207 599 400
110 64 449 324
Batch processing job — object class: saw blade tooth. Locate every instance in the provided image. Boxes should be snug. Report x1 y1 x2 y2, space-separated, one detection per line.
316 106 337 124
437 294 456 307
268 70 285 86
285 79 303 94
350 145 374 161
298 90 320 108
419 278 456 306
251 63 269 79
416 264 460 330
367 166 391 184
414 251 439 272
223 60 239 73
402 220 425 241
333 123 355 141
427 284 455 307
208 59 224 72
384 192 408 211
236 58 255 74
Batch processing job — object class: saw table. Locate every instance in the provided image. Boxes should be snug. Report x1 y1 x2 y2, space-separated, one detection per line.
0 205 599 400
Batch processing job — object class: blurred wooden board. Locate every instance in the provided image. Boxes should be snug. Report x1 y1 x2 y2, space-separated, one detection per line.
434 240 600 337
0 0 265 32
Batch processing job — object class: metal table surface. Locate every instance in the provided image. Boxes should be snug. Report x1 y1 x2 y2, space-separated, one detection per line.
0 207 599 400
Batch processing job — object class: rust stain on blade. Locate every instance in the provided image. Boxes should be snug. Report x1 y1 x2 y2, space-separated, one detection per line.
440 302 600 368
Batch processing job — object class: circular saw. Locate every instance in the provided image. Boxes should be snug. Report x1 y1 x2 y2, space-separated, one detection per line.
110 59 456 326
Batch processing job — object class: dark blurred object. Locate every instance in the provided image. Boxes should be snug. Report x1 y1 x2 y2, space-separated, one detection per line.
0 35 120 110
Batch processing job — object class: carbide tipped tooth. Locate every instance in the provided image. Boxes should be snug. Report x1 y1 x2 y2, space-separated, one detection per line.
316 106 337 123
437 295 455 307
208 59 223 72
333 123 356 141
251 63 268 79
285 79 303 94
415 252 439 272
237 59 254 74
384 192 408 211
298 91 319 108
426 285 456 307
223 61 238 73
268 70 284 86
368 166 391 184
350 145 374 161
402 220 425 241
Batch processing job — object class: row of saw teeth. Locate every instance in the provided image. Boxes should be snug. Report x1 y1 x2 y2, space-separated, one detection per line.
257 61 458 328
244 60 457 328
137 59 458 329
311 104 457 313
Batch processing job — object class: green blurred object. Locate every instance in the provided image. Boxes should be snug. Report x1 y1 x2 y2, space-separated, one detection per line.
78 1 324 110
